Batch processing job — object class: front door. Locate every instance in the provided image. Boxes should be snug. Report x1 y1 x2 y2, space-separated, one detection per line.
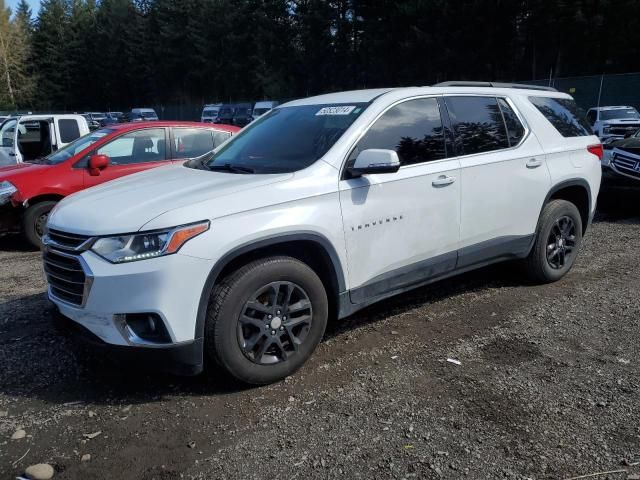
83 127 171 187
339 97 461 304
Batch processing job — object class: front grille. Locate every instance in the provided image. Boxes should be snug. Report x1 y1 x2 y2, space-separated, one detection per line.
43 249 88 306
608 124 640 136
47 228 91 250
612 152 640 179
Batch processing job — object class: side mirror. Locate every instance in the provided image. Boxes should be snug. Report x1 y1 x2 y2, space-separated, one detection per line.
624 131 635 139
88 154 110 176
347 149 401 177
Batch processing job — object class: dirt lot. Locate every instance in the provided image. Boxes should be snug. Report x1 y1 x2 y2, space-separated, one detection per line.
1 185 640 480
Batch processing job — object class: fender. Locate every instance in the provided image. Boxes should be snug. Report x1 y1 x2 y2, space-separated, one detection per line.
193 231 347 340
539 178 593 234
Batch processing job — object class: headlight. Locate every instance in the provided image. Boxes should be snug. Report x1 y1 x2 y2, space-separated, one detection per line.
0 181 17 205
91 221 209 263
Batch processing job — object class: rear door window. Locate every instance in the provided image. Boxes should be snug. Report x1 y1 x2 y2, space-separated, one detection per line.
173 128 215 158
497 98 526 146
529 96 593 137
444 96 509 155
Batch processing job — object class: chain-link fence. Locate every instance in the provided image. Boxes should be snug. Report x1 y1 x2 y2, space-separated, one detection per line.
522 72 640 111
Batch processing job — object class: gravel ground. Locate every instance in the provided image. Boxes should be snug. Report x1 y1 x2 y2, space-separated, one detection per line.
1 184 639 480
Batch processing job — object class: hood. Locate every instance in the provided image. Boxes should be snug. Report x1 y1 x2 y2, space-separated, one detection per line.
610 136 640 155
602 118 640 125
48 163 293 235
0 162 51 182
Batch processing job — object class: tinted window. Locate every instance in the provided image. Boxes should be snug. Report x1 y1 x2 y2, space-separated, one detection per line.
173 128 214 158
529 97 592 137
59 119 81 143
445 96 509 155
600 108 640 121
98 128 166 165
201 103 367 174
212 131 231 147
497 98 525 146
352 98 445 166
586 110 597 125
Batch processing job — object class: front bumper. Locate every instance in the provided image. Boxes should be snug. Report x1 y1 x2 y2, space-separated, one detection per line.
54 310 204 375
46 246 215 369
0 203 22 234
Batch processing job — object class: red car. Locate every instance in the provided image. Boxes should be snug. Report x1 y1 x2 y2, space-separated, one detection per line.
0 121 239 247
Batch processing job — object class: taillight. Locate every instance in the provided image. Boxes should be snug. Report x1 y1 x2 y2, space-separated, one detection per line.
587 144 604 161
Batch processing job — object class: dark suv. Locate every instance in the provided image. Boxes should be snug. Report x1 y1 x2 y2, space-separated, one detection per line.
232 103 254 127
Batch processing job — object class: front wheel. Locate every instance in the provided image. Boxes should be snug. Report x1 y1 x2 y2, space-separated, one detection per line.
205 256 328 385
23 201 57 249
523 199 583 283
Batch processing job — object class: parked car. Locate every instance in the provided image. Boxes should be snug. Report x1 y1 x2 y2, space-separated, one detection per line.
126 108 159 122
201 104 222 123
251 100 279 121
42 83 601 384
0 122 239 247
214 104 236 124
602 129 640 182
232 103 254 127
101 112 124 126
586 106 640 142
83 112 107 130
0 114 89 167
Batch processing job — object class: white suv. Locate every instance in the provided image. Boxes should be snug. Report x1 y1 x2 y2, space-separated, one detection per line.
43 82 602 384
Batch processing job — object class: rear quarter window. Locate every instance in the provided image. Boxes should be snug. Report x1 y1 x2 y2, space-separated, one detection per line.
529 97 593 137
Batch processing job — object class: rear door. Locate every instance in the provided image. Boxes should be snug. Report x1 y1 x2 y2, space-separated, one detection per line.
83 127 171 188
444 95 550 267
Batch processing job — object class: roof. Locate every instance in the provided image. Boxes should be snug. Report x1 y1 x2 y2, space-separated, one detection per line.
106 121 240 133
282 88 396 107
280 84 570 108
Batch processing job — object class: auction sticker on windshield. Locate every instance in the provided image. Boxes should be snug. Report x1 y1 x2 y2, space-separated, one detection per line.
316 106 357 116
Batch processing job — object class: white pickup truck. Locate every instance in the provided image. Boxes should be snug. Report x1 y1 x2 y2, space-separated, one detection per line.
0 114 90 166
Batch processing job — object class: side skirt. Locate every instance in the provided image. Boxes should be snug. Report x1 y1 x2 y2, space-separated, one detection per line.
338 234 534 319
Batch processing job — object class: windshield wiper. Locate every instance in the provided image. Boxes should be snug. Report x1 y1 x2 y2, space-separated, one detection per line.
207 163 255 174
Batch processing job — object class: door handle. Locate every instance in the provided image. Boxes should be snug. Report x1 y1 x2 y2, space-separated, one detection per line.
526 158 543 169
432 175 456 187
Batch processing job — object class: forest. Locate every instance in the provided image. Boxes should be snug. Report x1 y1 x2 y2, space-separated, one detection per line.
0 0 639 111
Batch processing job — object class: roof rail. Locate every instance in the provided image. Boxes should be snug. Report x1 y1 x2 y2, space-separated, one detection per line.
433 81 558 92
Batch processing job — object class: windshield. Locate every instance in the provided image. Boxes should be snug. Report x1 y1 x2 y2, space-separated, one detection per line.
203 109 218 116
45 128 114 164
601 108 640 121
253 108 270 116
196 103 367 174
141 112 157 119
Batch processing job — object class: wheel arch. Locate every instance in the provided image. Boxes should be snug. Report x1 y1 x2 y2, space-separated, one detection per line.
24 193 65 208
194 232 347 340
542 179 592 235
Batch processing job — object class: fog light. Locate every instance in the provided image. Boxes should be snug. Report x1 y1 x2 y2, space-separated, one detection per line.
114 313 171 344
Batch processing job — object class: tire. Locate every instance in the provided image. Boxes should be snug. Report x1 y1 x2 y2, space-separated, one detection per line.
205 256 328 385
23 201 57 249
523 199 583 284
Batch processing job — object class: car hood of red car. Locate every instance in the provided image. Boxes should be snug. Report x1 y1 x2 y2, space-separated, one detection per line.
0 162 52 185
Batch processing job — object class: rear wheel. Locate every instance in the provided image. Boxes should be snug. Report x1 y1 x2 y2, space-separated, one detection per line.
23 201 57 249
205 256 328 385
523 199 583 283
